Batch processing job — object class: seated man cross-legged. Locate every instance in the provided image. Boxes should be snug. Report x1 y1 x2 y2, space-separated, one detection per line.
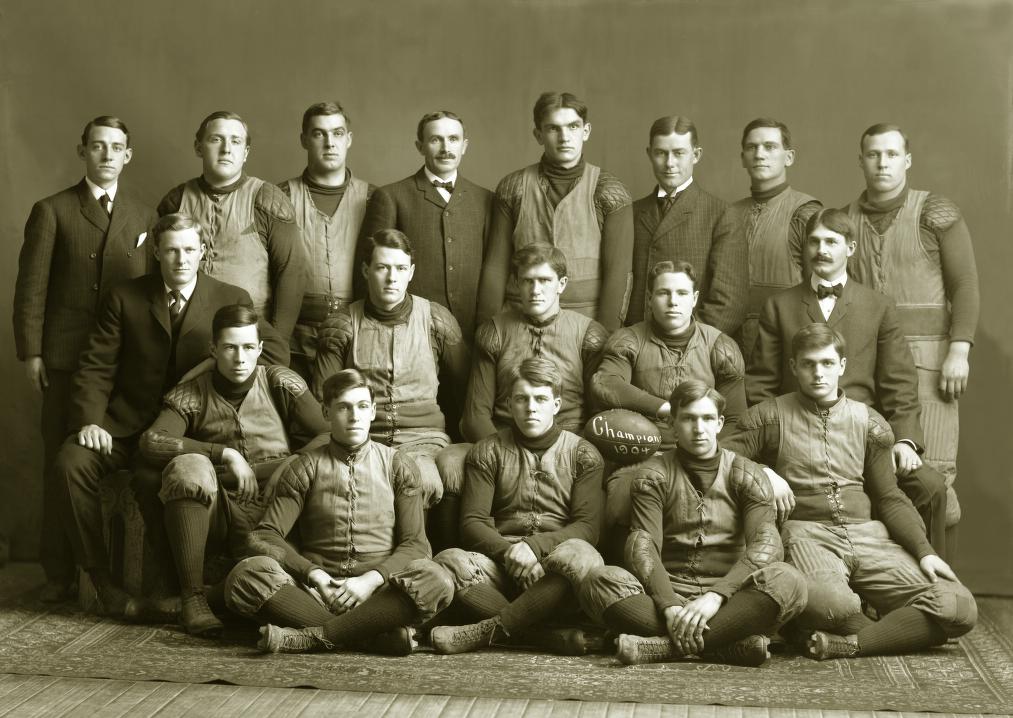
431 357 607 655
581 380 806 667
138 304 329 636
725 324 976 659
225 369 454 655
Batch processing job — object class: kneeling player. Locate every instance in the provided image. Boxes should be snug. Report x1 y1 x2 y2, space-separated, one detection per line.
725 324 976 659
580 380 806 666
224 369 453 654
430 357 607 655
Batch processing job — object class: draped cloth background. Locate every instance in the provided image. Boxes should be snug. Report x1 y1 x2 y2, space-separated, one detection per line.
0 0 1010 593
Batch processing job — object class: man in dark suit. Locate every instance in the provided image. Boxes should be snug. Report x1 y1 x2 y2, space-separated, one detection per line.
53 213 289 616
627 116 747 336
355 110 491 340
13 116 157 601
746 208 947 555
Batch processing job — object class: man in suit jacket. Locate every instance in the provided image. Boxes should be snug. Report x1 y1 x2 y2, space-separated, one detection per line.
13 116 157 601
53 213 289 616
627 116 747 336
746 208 948 555
355 110 491 340
281 101 375 380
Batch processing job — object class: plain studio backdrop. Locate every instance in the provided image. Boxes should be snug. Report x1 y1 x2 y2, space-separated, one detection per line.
1 0 1010 593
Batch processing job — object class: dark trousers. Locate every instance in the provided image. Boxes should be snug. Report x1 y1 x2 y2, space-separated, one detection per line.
895 465 948 559
38 369 77 584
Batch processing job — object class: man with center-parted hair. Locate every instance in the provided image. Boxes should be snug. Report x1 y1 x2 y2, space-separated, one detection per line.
627 116 747 336
138 304 328 637
726 324 976 660
747 207 949 554
53 213 289 616
158 110 305 339
14 115 157 601
280 102 376 380
429 357 608 656
729 118 821 362
313 228 469 550
355 110 492 340
225 369 454 655
577 379 806 667
477 91 633 331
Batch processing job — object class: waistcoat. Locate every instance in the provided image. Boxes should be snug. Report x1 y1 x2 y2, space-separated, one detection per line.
181 367 290 464
286 175 368 303
656 448 744 582
179 177 271 315
297 440 398 572
489 429 583 538
348 297 442 438
732 187 815 315
491 307 590 432
511 163 602 315
628 321 721 447
773 393 872 524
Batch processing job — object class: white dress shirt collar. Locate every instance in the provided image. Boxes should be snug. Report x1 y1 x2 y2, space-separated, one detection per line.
84 176 118 203
809 272 849 292
163 275 198 303
657 176 693 198
424 167 458 202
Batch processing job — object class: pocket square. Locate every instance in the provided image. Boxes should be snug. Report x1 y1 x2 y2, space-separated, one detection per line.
136 232 147 247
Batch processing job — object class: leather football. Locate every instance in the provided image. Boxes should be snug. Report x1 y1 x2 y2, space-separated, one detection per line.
583 409 662 465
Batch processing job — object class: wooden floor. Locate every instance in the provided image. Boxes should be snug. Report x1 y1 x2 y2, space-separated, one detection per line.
0 564 996 718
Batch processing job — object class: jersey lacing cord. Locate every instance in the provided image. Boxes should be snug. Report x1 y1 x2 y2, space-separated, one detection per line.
820 407 855 552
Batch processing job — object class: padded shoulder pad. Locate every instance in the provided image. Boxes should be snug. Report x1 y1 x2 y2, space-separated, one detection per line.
157 184 186 216
630 463 669 496
584 320 610 353
275 454 313 500
266 365 308 396
730 455 773 503
430 302 464 344
595 171 633 213
739 400 779 431
474 319 503 357
494 168 526 203
255 182 296 223
163 380 204 417
392 449 423 497
574 439 605 473
922 194 961 234
866 407 896 450
316 309 354 343
603 327 641 362
711 334 746 379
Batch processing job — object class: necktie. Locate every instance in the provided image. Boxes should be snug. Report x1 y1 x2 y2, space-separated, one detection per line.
658 192 678 216
168 290 185 330
99 193 112 215
432 180 454 192
816 283 844 300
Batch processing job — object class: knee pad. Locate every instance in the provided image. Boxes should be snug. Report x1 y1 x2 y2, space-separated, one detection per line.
434 443 471 497
911 580 978 638
389 558 456 622
224 555 293 617
159 454 218 505
577 564 642 623
432 548 495 591
543 538 605 584
799 577 862 630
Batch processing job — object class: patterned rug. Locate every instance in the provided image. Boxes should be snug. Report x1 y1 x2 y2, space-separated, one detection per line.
1 592 1011 713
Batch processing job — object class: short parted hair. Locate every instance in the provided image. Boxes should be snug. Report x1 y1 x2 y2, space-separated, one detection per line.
791 323 847 361
804 207 857 243
510 243 568 279
669 379 726 417
416 110 465 142
301 102 349 134
322 368 374 405
150 212 204 247
648 116 698 147
212 304 259 343
648 259 697 292
81 116 131 147
741 117 792 150
860 123 909 152
364 228 415 264
533 92 588 128
195 111 251 146
510 357 563 399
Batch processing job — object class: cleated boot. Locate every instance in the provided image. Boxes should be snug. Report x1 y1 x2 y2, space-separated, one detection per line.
257 624 333 654
359 627 419 656
124 595 183 624
181 593 224 637
702 634 771 667
533 627 611 656
431 617 499 654
806 630 859 660
615 634 680 665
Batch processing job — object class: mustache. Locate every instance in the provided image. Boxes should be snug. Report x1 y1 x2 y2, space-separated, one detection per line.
436 153 456 160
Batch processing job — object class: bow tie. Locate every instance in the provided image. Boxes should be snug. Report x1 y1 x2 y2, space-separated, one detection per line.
432 180 454 192
816 283 844 300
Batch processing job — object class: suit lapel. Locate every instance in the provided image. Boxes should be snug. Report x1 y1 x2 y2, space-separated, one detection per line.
413 169 448 210
827 281 853 326
800 285 826 324
148 276 171 337
652 183 697 240
177 274 206 340
105 190 133 248
77 180 110 233
636 192 661 237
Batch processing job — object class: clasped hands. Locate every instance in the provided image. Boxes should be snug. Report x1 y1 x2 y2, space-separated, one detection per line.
308 568 384 614
663 591 724 657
